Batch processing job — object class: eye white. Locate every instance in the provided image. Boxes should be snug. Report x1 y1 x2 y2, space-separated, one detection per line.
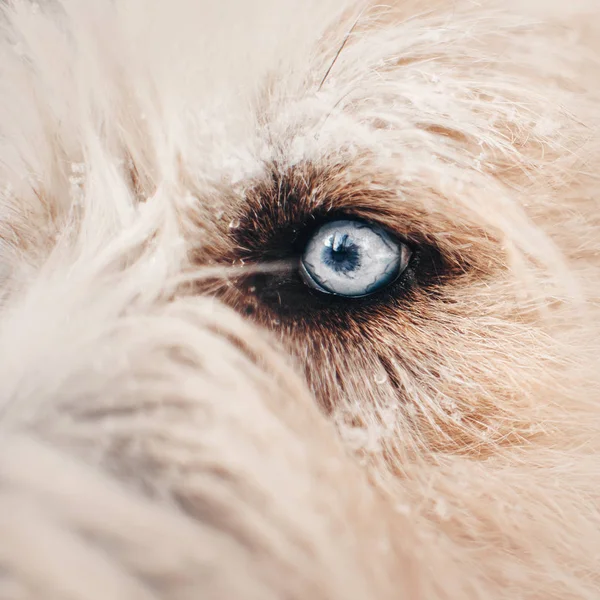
300 219 410 297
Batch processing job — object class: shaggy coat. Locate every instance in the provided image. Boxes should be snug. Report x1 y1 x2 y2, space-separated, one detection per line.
0 0 599 598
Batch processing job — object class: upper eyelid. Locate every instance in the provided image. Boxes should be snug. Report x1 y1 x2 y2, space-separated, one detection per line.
234 168 457 273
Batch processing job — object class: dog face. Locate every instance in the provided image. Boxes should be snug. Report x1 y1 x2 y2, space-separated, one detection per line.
1 1 600 599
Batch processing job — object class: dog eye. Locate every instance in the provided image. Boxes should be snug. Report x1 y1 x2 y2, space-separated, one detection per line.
299 219 411 297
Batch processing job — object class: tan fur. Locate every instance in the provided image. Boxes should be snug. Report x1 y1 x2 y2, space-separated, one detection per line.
0 0 600 598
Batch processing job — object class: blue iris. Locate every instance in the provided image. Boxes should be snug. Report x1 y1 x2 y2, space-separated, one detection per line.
322 232 361 274
300 219 409 297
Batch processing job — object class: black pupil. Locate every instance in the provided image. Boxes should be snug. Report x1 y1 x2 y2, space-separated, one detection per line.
322 232 361 274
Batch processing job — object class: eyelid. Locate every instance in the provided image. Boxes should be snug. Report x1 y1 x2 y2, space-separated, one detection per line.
299 260 332 295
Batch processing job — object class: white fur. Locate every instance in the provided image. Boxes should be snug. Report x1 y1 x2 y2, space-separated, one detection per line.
1 1 600 599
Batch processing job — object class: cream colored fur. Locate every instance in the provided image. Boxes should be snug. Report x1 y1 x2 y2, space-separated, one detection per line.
0 1 600 599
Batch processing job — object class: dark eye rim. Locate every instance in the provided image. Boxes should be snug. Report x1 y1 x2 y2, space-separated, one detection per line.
229 206 449 318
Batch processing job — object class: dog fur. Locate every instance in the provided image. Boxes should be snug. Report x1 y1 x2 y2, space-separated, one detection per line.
0 0 600 598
